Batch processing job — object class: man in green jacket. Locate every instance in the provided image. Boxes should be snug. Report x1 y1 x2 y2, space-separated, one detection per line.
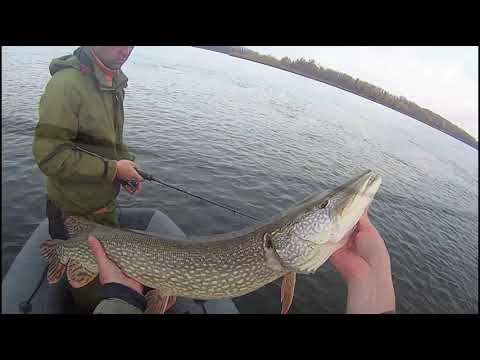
33 46 144 311
33 46 142 232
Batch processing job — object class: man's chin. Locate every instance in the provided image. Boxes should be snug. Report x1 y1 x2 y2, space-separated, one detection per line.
108 62 124 70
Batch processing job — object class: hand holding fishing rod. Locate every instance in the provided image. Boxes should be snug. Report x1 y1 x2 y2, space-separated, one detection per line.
71 146 144 195
111 158 257 221
115 160 144 194
73 145 258 220
131 167 259 222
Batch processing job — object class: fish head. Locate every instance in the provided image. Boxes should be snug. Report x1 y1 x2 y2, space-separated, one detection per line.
271 170 382 273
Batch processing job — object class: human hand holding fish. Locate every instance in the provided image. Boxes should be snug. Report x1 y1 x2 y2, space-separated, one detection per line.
82 235 144 296
330 209 395 314
42 170 391 314
83 211 395 314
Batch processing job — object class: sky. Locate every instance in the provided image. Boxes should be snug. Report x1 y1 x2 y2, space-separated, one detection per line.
248 46 478 139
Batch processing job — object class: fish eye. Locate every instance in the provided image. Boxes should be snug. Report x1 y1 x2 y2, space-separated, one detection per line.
319 199 330 209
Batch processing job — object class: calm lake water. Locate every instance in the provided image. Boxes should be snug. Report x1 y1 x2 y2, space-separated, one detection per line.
2 46 478 313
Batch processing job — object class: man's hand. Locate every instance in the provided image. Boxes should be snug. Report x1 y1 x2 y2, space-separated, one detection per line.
115 160 143 194
83 235 144 295
330 209 395 314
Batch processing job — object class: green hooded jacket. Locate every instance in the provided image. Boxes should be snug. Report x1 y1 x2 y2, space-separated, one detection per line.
33 46 135 223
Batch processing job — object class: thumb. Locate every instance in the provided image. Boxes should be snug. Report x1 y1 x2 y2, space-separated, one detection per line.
87 236 109 272
132 169 144 182
357 210 373 231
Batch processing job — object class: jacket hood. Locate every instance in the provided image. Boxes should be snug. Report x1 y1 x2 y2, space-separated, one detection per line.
49 47 128 91
49 53 81 75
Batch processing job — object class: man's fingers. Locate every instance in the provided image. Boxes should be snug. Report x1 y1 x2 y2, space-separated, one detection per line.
87 236 109 271
132 169 144 182
123 181 142 194
357 209 372 230
124 161 143 181
69 279 84 288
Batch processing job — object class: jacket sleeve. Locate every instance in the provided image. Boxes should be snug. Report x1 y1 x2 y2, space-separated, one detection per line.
33 74 117 184
94 298 144 314
117 143 135 162
93 283 147 314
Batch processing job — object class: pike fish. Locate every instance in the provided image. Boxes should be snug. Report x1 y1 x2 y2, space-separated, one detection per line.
40 170 381 313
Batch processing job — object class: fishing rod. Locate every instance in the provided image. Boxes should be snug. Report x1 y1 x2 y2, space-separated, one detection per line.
74 145 259 222
128 169 260 222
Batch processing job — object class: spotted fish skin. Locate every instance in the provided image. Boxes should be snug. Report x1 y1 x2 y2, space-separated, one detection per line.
41 170 381 300
54 222 288 299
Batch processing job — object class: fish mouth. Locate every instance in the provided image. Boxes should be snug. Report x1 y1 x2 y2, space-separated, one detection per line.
270 170 382 274
331 170 382 236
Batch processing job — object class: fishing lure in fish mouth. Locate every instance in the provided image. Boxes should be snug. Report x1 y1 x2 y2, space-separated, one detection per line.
40 170 381 314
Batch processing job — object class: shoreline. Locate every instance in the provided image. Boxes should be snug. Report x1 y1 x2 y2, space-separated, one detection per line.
194 47 477 150
229 54 478 150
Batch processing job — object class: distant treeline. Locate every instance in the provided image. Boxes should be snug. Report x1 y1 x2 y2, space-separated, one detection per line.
195 46 478 150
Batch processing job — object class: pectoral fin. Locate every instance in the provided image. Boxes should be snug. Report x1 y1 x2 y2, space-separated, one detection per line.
280 272 296 314
40 240 66 284
66 259 98 288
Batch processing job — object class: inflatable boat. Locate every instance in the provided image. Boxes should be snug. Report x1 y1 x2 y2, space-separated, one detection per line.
2 207 239 314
